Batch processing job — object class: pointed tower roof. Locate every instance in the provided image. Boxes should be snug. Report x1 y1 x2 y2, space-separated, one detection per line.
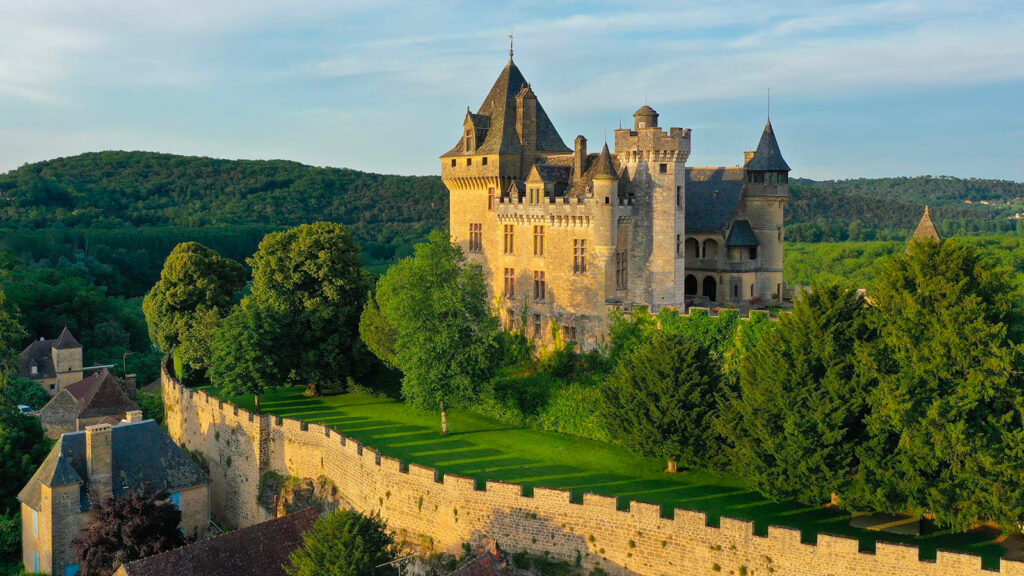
911 206 941 243
592 144 618 181
54 326 81 350
745 121 790 172
442 59 570 158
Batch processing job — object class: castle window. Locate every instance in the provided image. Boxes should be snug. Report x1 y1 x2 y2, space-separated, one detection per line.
676 186 682 208
573 240 587 274
533 225 544 256
506 308 517 331
533 271 546 302
467 157 472 167
749 246 758 260
465 130 473 152
482 157 488 166
469 223 483 253
676 234 682 258
488 188 495 210
504 268 515 299
503 224 514 254
563 324 577 342
659 163 667 174
532 313 542 338
733 284 739 298
751 284 755 298
615 251 628 290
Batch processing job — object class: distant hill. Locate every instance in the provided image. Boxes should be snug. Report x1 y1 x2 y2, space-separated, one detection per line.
1 152 1020 248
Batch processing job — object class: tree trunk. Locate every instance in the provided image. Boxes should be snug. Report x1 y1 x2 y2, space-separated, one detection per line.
254 394 261 414
666 459 678 474
440 402 449 437
310 382 321 397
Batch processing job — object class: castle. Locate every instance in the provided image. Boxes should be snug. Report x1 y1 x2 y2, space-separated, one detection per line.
442 55 790 348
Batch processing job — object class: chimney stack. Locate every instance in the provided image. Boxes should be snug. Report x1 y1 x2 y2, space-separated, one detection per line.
573 135 587 183
124 373 137 400
85 423 113 503
125 410 144 423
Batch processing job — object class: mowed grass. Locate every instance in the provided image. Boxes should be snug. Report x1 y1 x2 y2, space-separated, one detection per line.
204 386 1005 568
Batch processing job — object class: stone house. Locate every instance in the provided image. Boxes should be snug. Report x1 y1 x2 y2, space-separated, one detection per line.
113 508 318 576
36 368 139 439
17 327 83 396
18 420 211 576
442 55 789 349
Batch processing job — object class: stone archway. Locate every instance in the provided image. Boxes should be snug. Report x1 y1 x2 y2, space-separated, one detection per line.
684 274 698 295
702 276 717 301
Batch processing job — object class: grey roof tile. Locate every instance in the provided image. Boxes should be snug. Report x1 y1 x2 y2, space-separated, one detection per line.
744 121 790 172
726 220 760 246
685 167 745 231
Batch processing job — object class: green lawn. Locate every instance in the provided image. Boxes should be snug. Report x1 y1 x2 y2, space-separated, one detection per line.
205 386 1005 568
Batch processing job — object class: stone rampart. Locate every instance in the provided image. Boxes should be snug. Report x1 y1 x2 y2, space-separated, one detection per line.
162 361 1021 576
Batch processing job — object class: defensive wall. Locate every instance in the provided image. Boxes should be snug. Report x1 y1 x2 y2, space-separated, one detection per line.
162 359 1024 576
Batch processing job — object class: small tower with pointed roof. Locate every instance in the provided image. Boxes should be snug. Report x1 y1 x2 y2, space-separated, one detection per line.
908 206 941 250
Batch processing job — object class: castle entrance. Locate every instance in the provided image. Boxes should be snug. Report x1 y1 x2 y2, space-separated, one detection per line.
702 276 717 301
684 274 697 295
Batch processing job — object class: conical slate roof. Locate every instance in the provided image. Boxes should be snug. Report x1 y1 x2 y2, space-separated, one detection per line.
911 206 941 243
54 326 81 349
442 59 570 157
745 121 790 172
592 144 618 180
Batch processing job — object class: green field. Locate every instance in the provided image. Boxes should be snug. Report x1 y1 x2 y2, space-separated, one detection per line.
204 385 1006 568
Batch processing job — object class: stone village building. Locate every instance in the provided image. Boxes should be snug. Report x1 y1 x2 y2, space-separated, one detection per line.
18 327 84 396
36 368 140 439
442 55 790 349
18 419 210 576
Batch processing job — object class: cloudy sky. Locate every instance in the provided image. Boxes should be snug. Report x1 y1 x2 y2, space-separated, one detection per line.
1 0 1022 180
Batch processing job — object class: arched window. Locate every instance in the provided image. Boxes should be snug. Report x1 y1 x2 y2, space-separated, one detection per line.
702 239 719 260
685 238 699 259
702 276 717 301
684 274 698 295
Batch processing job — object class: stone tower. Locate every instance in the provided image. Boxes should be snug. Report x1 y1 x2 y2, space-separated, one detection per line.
739 121 790 301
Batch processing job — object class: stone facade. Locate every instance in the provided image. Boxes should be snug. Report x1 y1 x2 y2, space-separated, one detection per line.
17 327 84 396
162 361 1021 576
37 368 140 439
442 57 789 349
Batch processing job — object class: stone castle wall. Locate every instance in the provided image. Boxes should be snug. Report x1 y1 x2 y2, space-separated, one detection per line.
162 361 1024 576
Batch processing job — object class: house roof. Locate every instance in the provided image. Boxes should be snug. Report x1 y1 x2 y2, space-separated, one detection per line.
54 326 81 350
18 420 209 512
726 220 760 246
442 59 570 158
17 327 81 380
61 368 138 419
911 205 941 243
744 121 790 172
118 508 319 576
685 167 746 232
449 542 514 576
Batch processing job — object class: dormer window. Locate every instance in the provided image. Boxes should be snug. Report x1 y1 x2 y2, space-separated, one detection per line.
30 365 38 376
464 130 473 152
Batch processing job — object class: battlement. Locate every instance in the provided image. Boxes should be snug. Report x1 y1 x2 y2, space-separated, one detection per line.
162 359 1014 576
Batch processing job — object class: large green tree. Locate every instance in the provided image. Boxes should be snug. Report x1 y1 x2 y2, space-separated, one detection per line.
850 238 1024 530
0 409 50 515
285 509 397 576
721 284 874 504
363 231 499 435
209 303 289 413
142 242 246 374
0 290 25 393
246 223 369 396
599 331 722 472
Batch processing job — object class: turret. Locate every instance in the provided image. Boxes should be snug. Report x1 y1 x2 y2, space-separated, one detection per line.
744 120 790 190
741 120 791 302
633 105 659 131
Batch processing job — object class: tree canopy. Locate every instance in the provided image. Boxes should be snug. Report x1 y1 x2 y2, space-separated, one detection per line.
363 231 499 435
285 509 397 576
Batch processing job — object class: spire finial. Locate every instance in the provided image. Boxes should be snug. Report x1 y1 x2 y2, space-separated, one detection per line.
509 29 514 61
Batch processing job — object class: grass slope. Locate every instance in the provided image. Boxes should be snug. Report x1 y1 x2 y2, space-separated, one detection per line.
207 386 1005 568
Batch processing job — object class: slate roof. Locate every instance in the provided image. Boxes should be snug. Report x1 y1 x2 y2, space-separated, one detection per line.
911 206 941 243
118 508 319 576
54 326 81 349
17 327 82 380
18 420 209 511
744 121 790 172
531 164 571 184
685 167 746 232
62 368 138 419
591 144 618 181
442 59 570 158
726 220 760 246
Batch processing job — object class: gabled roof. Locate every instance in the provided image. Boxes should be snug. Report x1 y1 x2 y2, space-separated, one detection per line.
911 206 941 243
685 167 746 232
54 326 81 350
726 220 760 246
118 508 319 576
18 340 56 380
442 59 570 158
18 420 209 511
529 164 571 184
61 368 138 419
744 121 790 172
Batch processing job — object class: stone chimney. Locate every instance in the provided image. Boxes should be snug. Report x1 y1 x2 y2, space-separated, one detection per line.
85 423 113 503
573 135 587 183
515 84 537 178
124 373 137 400
125 410 144 423
744 151 756 165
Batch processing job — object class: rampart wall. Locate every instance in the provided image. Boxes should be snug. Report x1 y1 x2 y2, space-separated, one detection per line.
162 361 1022 576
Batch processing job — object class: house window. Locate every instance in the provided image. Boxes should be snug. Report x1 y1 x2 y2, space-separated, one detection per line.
573 240 586 274
532 314 542 338
615 251 628 290
65 564 79 576
32 508 38 538
33 552 39 573
50 384 55 391
749 246 758 260
170 491 182 509
469 224 483 253
659 163 667 174
563 324 577 342
533 225 544 256
503 225 514 254
30 365 38 376
482 157 488 166
503 268 515 299
488 188 495 210
533 271 546 302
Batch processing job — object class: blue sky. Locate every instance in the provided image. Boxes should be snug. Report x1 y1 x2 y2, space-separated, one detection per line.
1 0 1022 180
